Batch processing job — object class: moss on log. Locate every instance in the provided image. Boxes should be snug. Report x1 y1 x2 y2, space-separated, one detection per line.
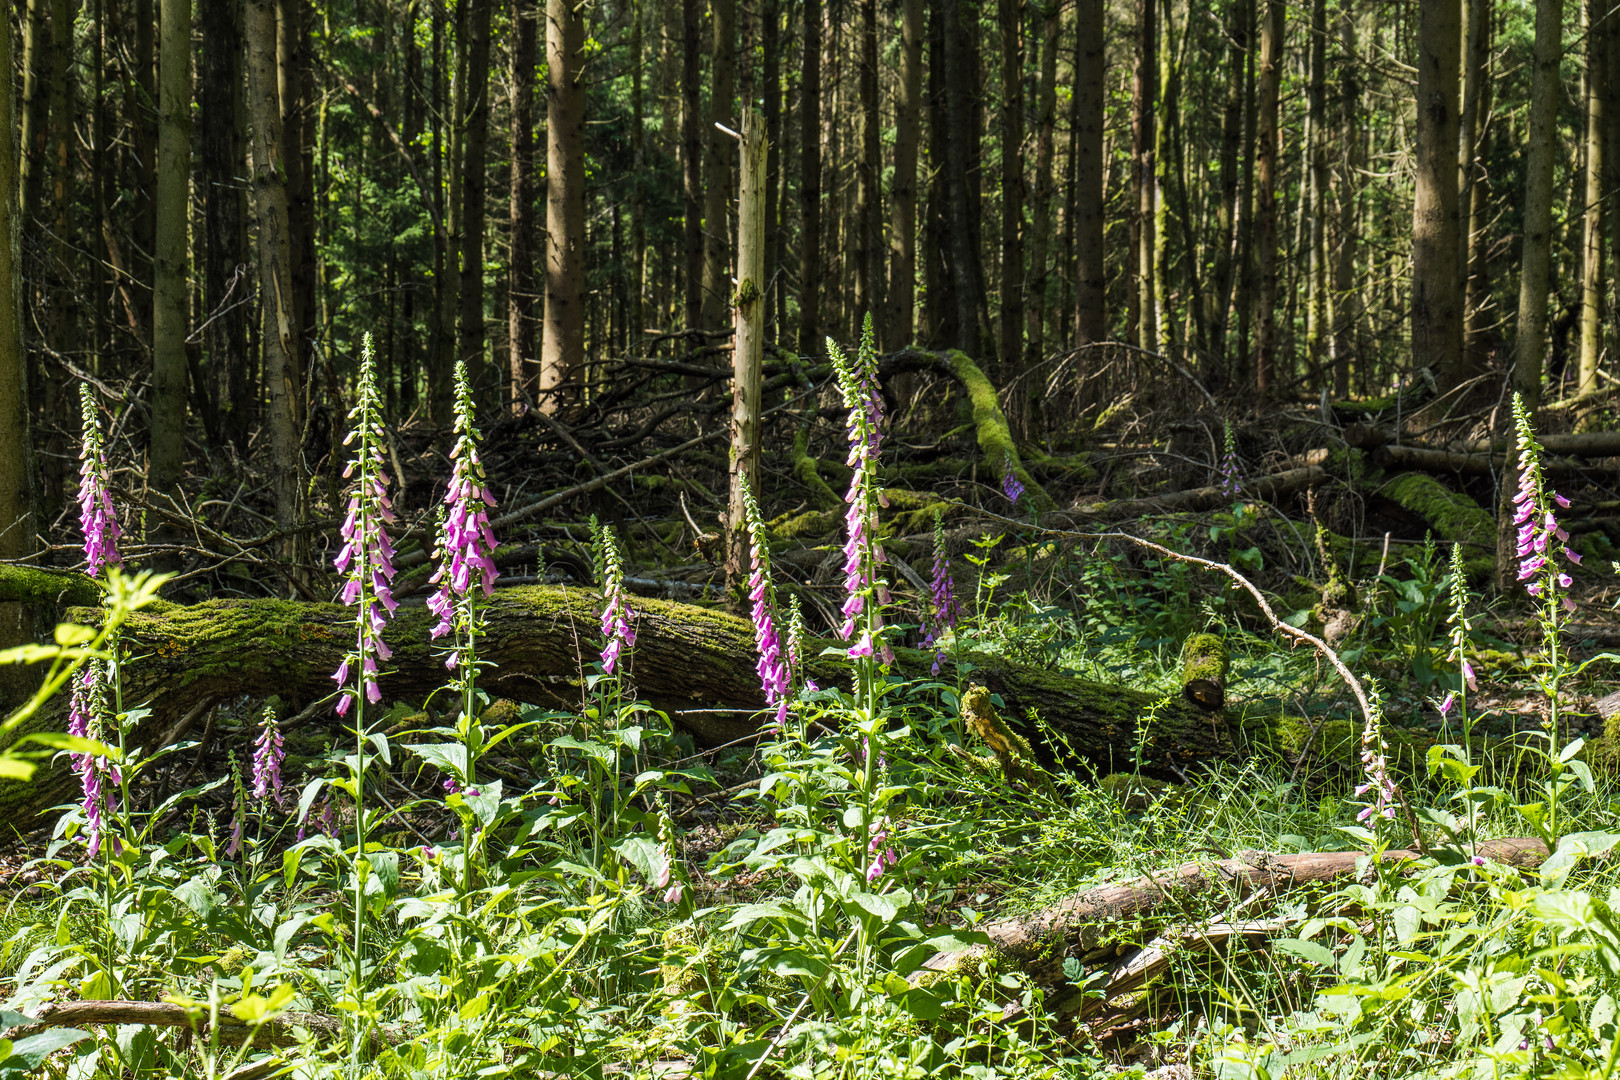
0 581 1391 824
1179 634 1227 711
938 350 1052 511
1376 473 1495 577
0 565 103 607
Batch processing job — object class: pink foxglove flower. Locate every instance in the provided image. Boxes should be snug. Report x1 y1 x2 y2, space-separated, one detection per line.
332 335 397 718
251 708 285 806
1217 421 1242 499
738 476 790 726
1511 394 1579 609
827 316 890 664
427 361 500 662
69 660 120 858
1354 683 1399 825
595 521 636 675
77 384 123 577
866 819 898 883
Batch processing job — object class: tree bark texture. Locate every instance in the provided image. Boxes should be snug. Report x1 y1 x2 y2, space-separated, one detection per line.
540 0 586 414
509 0 537 413
150 0 192 501
1515 0 1565 405
1414 0 1464 391
457 0 492 396
245 0 303 536
199 0 249 446
998 0 1026 435
855 0 882 333
885 0 924 351
701 0 737 334
1130 0 1157 355
1254 0 1282 394
1579 0 1606 398
727 111 768 582
799 0 823 356
1073 0 1106 348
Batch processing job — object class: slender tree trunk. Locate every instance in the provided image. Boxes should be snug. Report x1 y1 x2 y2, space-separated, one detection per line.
942 0 990 355
200 0 248 447
1025 2 1059 385
1462 0 1492 373
277 0 313 415
884 0 923 351
150 0 192 501
1209 0 1251 387
1513 0 1563 405
540 0 585 413
762 0 783 337
134 0 157 342
509 0 536 413
1332 5 1361 396
1074 0 1106 349
701 0 737 333
1305 0 1329 373
458 0 491 395
629 0 646 344
1130 0 1157 354
998 0 1026 434
246 0 301 535
430 4 461 424
854 0 882 329
1578 0 1606 397
799 0 823 356
19 0 52 247
682 0 703 332
1415 0 1464 392
922 0 954 346
0 5 35 707
1254 0 1282 394
727 110 767 583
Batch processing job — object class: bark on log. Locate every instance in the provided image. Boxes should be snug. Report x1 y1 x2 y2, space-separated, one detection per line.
1374 444 1584 477
1180 633 1226 711
14 999 379 1051
923 837 1548 985
1073 463 1327 519
0 580 1350 823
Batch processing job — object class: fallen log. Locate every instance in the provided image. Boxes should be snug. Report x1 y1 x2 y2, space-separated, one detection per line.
0 576 1364 824
1451 429 1620 457
922 837 1548 986
1072 462 1330 519
1179 634 1226 711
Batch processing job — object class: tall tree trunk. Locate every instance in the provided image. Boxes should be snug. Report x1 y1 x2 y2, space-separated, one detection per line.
1130 0 1157 354
727 110 767 582
1415 0 1464 393
1209 0 1251 387
458 0 492 396
1513 0 1563 405
884 0 923 351
922 0 954 346
799 0 823 355
761 0 783 337
855 0 882 329
539 0 585 413
1332 5 1361 396
1578 0 1606 397
998 0 1026 435
200 0 249 447
1458 0 1488 367
430 3 460 425
246 0 301 535
0 2 37 708
941 0 990 355
629 0 646 344
1025 2 1059 384
701 0 737 333
277 0 313 418
150 0 192 502
1073 0 1106 349
509 0 536 413
134 0 158 342
681 0 703 332
1254 0 1283 394
1305 0 1329 374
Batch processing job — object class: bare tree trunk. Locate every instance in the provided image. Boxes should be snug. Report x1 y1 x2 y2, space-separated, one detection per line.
458 0 491 395
884 0 923 351
539 0 586 413
629 0 646 344
1209 0 1251 387
799 0 822 356
201 0 248 447
761 0 783 337
701 0 737 333
1332 5 1361 396
1415 0 1464 392
941 0 990 355
1025 3 1059 386
246 0 301 535
1074 0 1106 348
1254 0 1282 394
19 0 51 229
277 0 314 419
1305 0 1328 374
1130 0 1157 354
150 0 192 506
727 110 767 583
854 0 882 332
1514 0 1564 406
0 4 38 707
681 0 703 332
998 0 1026 435
509 0 537 413
1578 0 1606 398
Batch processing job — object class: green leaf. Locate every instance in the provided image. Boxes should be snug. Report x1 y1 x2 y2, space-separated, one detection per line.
0 1027 91 1070
1273 938 1337 969
408 742 469 780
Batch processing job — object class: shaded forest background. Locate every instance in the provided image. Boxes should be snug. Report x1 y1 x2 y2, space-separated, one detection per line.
0 0 1613 589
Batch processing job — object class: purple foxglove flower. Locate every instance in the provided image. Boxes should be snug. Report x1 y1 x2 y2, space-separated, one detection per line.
1000 455 1026 507
827 318 891 667
427 364 501 672
332 336 397 717
77 385 124 577
663 882 684 904
848 633 874 658
1439 691 1454 717
1217 422 1243 498
251 710 285 805
1462 659 1477 693
595 522 636 675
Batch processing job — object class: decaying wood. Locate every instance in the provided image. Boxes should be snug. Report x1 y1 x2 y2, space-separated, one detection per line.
923 837 1548 985
15 998 363 1050
1073 462 1327 519
1179 633 1227 711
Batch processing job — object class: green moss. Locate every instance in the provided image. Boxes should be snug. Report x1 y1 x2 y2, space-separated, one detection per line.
790 426 842 511
1378 474 1495 579
942 350 1054 512
1180 634 1227 687
0 566 101 607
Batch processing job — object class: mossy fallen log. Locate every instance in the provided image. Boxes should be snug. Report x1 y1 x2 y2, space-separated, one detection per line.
0 579 1380 824
0 565 103 607
1374 473 1495 578
1179 634 1227 711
